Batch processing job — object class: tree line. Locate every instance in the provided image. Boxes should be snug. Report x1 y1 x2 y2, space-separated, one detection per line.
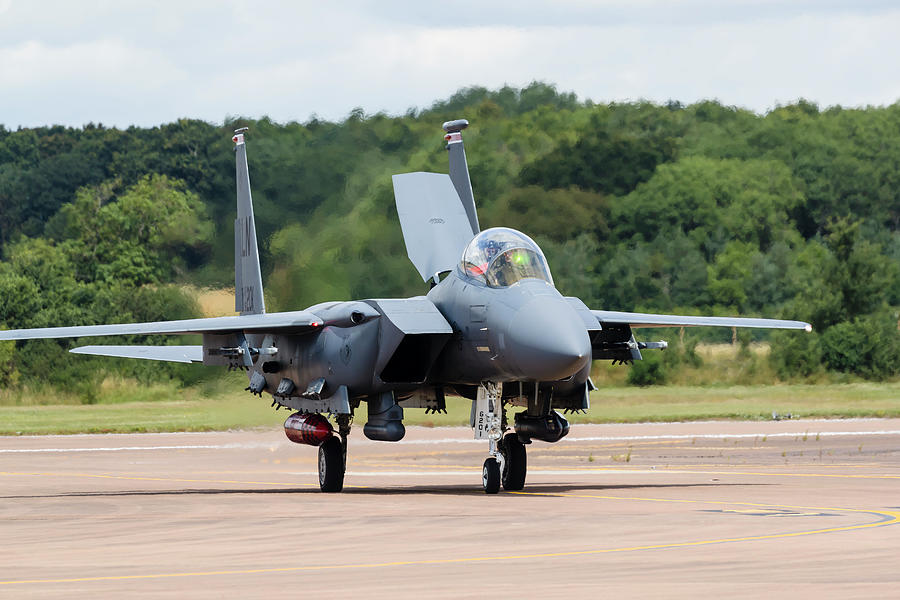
1 82 899 389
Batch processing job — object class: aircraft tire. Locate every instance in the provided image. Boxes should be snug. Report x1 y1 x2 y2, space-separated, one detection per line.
482 457 501 494
501 433 527 491
318 436 345 493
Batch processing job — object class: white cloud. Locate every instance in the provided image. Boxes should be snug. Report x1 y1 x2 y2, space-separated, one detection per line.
0 39 185 89
0 1 898 127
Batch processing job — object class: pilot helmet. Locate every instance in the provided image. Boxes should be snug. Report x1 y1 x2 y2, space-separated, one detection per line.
483 239 500 259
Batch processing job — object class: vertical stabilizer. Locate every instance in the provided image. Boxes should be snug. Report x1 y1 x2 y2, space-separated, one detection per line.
442 119 480 235
233 129 266 315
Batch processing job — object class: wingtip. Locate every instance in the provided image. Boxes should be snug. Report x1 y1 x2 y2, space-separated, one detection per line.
805 323 813 333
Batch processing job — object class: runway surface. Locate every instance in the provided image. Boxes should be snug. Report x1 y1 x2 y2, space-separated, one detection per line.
1 419 899 599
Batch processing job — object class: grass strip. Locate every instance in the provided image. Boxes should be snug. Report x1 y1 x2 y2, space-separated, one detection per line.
1 383 899 435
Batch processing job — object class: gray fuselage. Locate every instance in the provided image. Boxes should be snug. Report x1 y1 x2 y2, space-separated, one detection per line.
427 271 591 385
238 261 593 410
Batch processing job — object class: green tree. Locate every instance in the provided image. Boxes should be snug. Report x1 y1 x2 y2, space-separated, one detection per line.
818 313 900 379
706 241 758 311
788 218 897 331
48 175 213 284
613 157 802 259
627 351 667 386
519 107 679 196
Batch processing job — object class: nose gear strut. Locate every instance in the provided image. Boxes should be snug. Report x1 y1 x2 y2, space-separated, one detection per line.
473 382 528 493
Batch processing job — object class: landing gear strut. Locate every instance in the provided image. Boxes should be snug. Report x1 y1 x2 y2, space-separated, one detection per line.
474 382 503 494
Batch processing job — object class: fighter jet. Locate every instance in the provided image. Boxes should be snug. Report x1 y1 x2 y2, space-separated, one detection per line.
0 120 811 493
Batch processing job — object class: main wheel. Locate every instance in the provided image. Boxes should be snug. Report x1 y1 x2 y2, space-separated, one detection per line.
482 457 500 494
318 436 345 493
501 433 527 491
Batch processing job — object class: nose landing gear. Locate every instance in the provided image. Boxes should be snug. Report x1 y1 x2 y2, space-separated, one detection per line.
473 382 528 493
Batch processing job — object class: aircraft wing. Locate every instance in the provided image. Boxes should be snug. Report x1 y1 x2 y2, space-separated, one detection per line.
70 345 203 363
0 310 321 340
591 310 812 331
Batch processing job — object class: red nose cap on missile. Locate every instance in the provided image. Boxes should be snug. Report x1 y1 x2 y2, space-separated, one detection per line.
506 297 592 381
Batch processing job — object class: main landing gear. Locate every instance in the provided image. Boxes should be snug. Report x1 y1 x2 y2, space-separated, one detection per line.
474 382 527 494
318 437 344 492
318 414 351 493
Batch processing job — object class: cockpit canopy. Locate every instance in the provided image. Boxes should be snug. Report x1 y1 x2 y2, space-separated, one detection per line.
460 227 554 288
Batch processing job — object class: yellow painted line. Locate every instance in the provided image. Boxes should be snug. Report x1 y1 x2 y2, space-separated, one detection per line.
0 492 896 586
495 466 899 480
363 448 482 459
0 471 309 487
661 463 885 469
510 491 898 518
624 469 900 480
0 471 375 489
354 463 480 471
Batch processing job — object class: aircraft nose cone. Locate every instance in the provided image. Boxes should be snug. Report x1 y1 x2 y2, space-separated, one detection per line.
506 297 592 380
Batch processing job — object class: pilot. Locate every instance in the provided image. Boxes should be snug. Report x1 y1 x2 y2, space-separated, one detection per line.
489 249 532 287
491 251 512 286
484 239 500 260
466 239 501 277
480 239 501 272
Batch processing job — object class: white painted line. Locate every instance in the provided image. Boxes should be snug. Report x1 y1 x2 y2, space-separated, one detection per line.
565 430 900 442
2 429 899 453
3 418 896 441
5 431 246 440
377 430 900 445
0 443 279 454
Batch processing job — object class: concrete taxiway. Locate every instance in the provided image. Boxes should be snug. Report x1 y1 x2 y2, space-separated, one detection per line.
1 419 898 599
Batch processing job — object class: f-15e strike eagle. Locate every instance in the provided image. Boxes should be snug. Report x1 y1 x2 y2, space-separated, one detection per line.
0 120 811 493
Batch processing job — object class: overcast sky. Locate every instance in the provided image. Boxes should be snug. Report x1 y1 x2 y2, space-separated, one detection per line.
1 0 898 128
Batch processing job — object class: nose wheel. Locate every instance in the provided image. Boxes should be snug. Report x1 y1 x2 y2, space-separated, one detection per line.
482 457 501 494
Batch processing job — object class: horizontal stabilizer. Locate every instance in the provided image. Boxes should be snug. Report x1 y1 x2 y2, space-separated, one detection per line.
392 172 475 281
592 310 812 331
71 345 203 363
0 310 321 340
